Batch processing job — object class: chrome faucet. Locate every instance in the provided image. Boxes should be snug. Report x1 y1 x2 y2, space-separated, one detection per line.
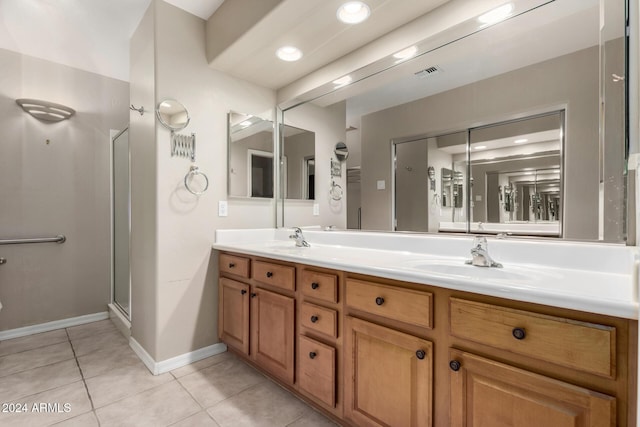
466 236 502 268
289 227 310 247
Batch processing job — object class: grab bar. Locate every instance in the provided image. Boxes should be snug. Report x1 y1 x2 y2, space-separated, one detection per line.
0 235 66 245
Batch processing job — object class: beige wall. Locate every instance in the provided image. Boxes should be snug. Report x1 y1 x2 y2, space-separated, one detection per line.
283 131 315 199
360 46 600 240
130 0 277 362
229 131 273 197
0 49 129 331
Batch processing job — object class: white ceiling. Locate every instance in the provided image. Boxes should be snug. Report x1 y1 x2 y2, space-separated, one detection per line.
0 0 224 82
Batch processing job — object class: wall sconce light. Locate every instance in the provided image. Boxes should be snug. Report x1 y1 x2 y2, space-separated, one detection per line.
16 98 75 122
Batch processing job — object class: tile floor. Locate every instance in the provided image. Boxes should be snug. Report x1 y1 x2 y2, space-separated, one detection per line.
0 320 337 426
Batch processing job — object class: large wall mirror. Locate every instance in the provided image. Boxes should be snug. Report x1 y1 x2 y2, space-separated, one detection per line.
228 111 275 198
281 125 316 200
279 0 629 243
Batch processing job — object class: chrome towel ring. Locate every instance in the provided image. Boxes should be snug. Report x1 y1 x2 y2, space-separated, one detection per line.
330 180 343 201
184 165 209 195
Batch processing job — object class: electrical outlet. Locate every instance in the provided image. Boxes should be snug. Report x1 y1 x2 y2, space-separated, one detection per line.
218 200 228 217
313 203 320 216
377 180 386 190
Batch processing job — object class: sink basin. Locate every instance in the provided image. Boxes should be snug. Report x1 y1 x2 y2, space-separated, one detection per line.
403 259 556 283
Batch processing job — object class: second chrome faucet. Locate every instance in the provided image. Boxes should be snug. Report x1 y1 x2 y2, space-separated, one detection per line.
466 236 502 268
289 227 310 247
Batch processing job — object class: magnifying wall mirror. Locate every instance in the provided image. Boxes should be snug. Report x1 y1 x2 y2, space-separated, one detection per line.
156 99 190 131
335 142 349 161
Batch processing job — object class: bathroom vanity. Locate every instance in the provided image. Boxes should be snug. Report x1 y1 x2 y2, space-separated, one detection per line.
214 229 638 426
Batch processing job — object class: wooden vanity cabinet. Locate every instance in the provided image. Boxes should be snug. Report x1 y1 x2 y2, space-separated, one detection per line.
218 277 250 355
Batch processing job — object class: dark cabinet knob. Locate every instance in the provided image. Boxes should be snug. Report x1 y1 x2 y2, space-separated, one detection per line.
266 271 273 278
311 282 319 290
229 263 235 268
416 350 426 360
449 360 461 372
251 293 257 298
309 352 317 359
512 327 526 340
375 297 385 306
240 289 247 295
310 315 319 323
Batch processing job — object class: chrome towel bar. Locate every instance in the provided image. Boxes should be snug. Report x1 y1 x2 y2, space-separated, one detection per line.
0 235 66 245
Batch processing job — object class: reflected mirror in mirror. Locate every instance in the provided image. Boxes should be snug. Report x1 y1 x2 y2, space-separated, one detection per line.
228 112 274 198
282 125 316 200
470 111 563 236
156 99 190 131
281 0 627 242
335 142 349 161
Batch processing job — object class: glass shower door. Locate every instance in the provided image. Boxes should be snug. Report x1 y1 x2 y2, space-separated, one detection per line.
112 128 130 317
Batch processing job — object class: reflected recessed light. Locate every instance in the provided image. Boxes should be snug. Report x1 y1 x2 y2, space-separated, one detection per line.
337 1 370 24
276 46 303 62
514 138 528 144
239 120 252 127
333 75 353 87
474 145 487 150
478 3 513 25
393 46 418 63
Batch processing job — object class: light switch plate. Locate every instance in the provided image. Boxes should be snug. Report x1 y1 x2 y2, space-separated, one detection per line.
377 180 386 190
313 203 320 216
218 200 228 217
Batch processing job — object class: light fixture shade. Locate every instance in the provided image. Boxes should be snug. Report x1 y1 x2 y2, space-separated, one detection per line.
16 98 75 122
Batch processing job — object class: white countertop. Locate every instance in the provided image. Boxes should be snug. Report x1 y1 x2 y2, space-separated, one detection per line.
213 228 639 320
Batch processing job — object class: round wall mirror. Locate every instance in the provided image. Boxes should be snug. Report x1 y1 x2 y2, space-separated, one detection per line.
335 142 349 161
156 99 190 131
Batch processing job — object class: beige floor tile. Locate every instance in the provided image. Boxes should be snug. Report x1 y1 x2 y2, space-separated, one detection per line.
169 411 220 427
66 320 117 342
170 351 233 378
177 357 266 408
286 409 338 427
0 359 81 402
0 342 75 378
76 341 139 379
95 381 200 427
0 381 92 427
0 329 69 357
208 381 311 427
70 329 128 357
49 411 99 426
85 361 173 408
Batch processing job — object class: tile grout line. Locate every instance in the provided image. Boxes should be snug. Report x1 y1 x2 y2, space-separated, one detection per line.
64 328 99 424
172 379 219 426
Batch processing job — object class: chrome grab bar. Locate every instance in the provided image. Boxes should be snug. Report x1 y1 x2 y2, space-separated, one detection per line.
0 235 66 245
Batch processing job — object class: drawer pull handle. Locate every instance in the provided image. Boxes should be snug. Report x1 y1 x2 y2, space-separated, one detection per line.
229 262 235 268
416 350 426 360
266 271 273 278
512 327 526 340
311 282 319 290
375 297 385 306
309 352 317 359
449 360 461 372
251 293 257 298
240 289 247 295
310 315 319 323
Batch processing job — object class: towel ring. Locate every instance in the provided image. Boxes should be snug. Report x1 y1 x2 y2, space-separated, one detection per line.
184 165 209 195
330 181 343 201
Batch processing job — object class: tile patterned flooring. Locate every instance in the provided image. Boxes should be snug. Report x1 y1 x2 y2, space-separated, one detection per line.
0 320 337 426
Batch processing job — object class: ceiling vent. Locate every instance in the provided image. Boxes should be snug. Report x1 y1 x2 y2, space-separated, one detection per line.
414 66 442 79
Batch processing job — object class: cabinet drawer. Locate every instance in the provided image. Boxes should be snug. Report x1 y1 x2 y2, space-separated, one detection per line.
300 302 338 339
450 298 615 378
299 335 336 408
219 253 250 278
300 270 338 303
252 260 295 291
346 279 433 329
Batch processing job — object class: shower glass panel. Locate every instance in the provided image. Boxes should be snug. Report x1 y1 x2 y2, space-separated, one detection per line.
112 128 130 318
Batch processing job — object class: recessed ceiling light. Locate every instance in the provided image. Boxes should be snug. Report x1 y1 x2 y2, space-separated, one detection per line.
393 46 418 63
478 3 513 25
333 75 353 87
337 1 370 24
514 138 528 144
276 46 303 62
474 145 487 150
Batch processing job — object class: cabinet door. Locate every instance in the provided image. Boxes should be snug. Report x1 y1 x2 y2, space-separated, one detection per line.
449 349 616 427
251 288 295 384
218 278 250 355
345 316 433 427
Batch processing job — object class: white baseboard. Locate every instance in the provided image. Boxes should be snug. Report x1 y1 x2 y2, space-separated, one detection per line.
0 311 110 341
129 337 227 376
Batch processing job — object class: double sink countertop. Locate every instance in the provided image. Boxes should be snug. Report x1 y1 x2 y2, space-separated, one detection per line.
213 228 640 320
